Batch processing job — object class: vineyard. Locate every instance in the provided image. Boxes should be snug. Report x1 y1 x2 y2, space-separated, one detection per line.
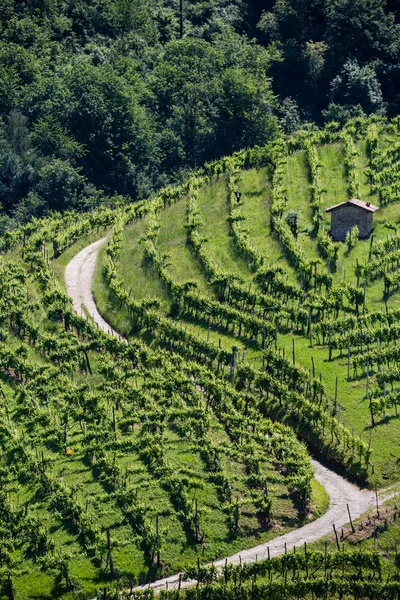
91 117 400 486
1 116 400 599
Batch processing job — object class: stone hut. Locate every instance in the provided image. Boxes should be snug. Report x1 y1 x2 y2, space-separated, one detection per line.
325 199 379 242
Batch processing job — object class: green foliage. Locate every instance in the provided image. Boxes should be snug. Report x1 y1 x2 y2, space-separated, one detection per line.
0 183 330 596
345 225 359 252
255 0 400 120
0 0 399 226
0 2 283 225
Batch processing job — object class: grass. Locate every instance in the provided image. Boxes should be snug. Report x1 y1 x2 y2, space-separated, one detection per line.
1 299 330 599
157 197 209 294
309 479 330 518
197 176 253 282
44 127 400 596
0 217 329 599
239 168 298 279
94 132 400 489
285 150 314 230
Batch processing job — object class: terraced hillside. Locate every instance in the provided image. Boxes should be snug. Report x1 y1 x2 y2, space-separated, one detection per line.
1 117 400 599
94 117 400 488
0 194 325 596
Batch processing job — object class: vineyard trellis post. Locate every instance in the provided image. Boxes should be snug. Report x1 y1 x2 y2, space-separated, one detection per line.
347 504 355 533
347 347 351 381
332 524 340 550
334 376 338 412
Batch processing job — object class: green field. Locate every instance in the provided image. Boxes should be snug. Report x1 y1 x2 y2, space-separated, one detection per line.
0 193 327 598
2 120 400 599
95 123 400 488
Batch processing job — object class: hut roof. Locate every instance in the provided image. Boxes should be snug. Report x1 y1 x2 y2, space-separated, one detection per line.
325 199 379 213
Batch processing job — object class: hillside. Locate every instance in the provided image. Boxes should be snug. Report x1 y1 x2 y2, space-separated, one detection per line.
93 117 400 489
0 116 400 598
0 168 325 595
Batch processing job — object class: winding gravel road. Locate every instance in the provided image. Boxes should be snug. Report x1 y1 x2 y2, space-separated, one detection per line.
65 237 395 593
65 237 121 338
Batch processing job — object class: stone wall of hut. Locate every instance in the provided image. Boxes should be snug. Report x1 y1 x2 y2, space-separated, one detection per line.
330 205 373 241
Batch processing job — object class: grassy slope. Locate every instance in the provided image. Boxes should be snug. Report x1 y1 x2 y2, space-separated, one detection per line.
197 176 253 282
97 134 400 489
36 129 400 599
8 129 400 598
2 265 328 600
279 139 400 484
157 198 210 294
50 240 330 600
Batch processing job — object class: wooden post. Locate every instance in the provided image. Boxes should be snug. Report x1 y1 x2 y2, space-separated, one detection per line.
356 258 360 287
156 515 160 566
106 529 115 578
368 428 373 451
268 546 271 581
334 376 338 410
112 406 117 439
304 542 308 578
347 504 355 533
368 235 374 262
363 279 367 314
195 498 199 543
332 524 340 550
347 346 351 381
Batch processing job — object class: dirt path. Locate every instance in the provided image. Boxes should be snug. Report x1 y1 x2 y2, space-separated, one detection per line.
65 237 122 338
139 459 376 592
64 236 396 594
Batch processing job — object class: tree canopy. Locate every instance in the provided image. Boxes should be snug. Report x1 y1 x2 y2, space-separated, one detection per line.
0 0 399 226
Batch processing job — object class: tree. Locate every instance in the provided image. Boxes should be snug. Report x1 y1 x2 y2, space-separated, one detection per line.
217 65 280 153
0 111 37 212
280 97 301 133
325 0 400 66
32 117 84 162
302 40 326 83
153 35 280 170
322 102 365 124
36 159 85 212
257 0 325 45
330 59 385 114
24 61 157 198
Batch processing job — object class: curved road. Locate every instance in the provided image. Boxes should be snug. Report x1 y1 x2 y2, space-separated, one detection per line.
65 237 121 339
65 237 396 593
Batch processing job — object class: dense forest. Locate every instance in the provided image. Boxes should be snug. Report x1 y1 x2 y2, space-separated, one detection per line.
1 0 400 228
